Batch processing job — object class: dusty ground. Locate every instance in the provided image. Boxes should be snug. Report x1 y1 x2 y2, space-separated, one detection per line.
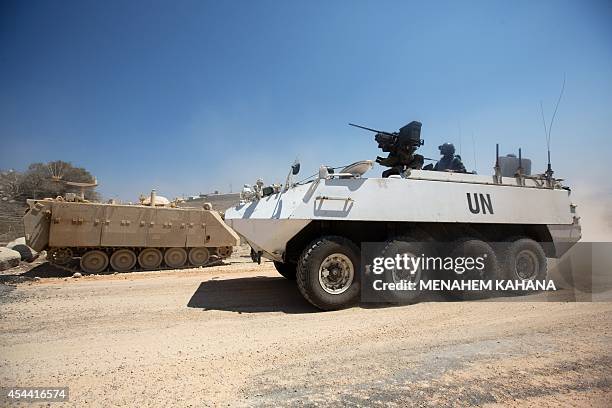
0 255 611 407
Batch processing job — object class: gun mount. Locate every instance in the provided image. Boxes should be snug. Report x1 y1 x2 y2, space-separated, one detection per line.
349 121 425 177
350 121 423 151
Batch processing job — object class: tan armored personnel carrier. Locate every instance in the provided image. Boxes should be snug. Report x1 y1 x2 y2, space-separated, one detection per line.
23 190 240 273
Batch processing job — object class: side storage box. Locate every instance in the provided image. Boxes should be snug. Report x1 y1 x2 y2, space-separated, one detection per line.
49 202 104 247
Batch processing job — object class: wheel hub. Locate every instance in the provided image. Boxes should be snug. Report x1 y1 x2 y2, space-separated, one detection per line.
318 253 354 294
516 250 538 280
391 251 420 283
144 253 156 262
86 255 103 268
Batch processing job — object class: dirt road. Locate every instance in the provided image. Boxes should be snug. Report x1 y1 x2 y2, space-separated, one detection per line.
1 260 611 407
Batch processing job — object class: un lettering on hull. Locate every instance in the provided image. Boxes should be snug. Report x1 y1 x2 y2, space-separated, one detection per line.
466 193 494 215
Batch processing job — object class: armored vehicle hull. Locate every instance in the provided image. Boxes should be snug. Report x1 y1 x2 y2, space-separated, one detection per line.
225 167 581 310
24 199 240 273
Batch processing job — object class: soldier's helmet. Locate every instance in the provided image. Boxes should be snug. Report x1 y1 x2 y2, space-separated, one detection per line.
438 143 455 156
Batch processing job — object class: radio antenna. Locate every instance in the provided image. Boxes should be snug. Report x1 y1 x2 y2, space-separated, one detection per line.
457 121 463 157
540 74 566 178
471 131 477 173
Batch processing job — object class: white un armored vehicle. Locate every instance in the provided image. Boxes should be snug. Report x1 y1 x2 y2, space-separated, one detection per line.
225 121 581 310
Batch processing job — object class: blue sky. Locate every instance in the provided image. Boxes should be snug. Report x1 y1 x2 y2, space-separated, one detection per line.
1 0 611 202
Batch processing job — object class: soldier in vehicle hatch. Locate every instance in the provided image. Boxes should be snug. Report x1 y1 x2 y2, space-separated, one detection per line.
434 143 466 173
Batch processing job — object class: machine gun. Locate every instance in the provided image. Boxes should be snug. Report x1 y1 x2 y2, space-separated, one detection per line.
349 121 425 177
349 121 424 152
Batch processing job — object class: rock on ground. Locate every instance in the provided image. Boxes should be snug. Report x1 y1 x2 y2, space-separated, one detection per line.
6 237 38 262
0 247 21 271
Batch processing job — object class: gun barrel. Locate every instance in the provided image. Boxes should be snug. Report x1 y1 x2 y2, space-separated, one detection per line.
348 123 395 136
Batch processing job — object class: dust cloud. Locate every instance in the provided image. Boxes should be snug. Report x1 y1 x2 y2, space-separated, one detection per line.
572 183 612 242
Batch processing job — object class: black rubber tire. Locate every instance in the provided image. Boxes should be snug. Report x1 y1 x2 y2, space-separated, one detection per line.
296 236 360 311
447 239 499 300
498 238 547 293
379 237 430 304
273 261 297 280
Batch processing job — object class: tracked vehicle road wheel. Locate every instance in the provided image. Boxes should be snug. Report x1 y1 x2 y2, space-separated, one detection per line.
48 247 73 265
110 249 137 272
297 236 360 311
80 250 109 274
498 238 547 293
138 248 163 270
164 248 187 268
273 261 297 280
189 247 210 266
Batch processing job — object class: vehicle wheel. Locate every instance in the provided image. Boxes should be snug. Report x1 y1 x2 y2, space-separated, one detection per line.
447 239 499 300
216 246 233 258
48 247 73 265
189 247 210 266
297 236 360 311
110 249 137 272
273 261 297 280
379 237 430 304
498 238 547 293
164 248 187 268
80 250 109 274
138 248 163 270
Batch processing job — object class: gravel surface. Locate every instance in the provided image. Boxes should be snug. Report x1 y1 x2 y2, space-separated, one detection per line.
0 259 611 407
